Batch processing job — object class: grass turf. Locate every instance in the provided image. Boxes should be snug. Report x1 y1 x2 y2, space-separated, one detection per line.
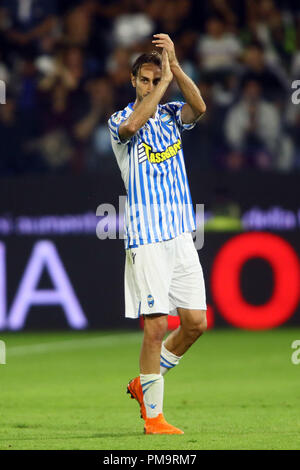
0 328 299 450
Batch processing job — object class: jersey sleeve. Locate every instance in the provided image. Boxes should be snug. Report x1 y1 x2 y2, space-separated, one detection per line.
162 101 197 133
108 110 131 145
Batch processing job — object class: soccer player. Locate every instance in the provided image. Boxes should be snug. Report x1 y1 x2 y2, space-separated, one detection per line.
108 34 207 435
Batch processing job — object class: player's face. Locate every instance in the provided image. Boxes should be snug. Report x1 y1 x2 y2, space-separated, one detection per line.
131 63 162 102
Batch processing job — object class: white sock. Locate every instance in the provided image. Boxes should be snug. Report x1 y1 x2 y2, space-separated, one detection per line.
160 342 182 376
140 373 164 418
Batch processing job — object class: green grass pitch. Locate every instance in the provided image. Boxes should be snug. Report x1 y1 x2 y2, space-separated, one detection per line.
0 328 299 450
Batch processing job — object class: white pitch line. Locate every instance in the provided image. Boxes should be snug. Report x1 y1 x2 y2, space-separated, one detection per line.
6 332 143 357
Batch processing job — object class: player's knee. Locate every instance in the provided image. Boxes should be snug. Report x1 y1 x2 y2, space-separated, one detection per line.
188 321 206 339
197 315 207 336
184 310 207 340
143 314 168 344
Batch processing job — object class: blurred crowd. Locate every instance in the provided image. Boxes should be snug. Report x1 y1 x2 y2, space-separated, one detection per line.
0 0 300 175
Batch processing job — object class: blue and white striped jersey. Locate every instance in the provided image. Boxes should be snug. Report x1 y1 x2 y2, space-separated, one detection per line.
108 101 196 249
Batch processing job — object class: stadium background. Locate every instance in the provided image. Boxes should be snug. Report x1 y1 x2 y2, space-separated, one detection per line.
0 0 300 332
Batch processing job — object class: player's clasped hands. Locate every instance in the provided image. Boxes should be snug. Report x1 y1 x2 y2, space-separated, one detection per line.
152 33 178 69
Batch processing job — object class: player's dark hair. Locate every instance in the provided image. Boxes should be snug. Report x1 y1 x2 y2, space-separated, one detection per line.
131 51 162 77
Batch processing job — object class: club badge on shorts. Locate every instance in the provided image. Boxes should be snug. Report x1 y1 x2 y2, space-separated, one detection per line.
147 295 154 308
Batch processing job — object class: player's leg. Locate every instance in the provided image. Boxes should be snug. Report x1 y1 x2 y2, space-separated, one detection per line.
159 309 206 375
127 313 167 421
128 312 184 434
139 313 167 418
160 232 207 375
140 313 184 434
163 308 207 357
140 313 168 374
126 240 183 432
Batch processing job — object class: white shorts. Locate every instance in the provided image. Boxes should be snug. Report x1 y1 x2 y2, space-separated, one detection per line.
124 232 207 318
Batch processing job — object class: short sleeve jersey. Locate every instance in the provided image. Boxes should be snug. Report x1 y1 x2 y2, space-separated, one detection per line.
108 101 196 249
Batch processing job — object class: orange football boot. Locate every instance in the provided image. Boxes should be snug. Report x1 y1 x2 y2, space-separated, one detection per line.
127 376 146 420
144 413 184 435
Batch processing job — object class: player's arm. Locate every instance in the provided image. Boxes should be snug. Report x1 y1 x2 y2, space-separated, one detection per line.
118 49 173 142
152 33 206 124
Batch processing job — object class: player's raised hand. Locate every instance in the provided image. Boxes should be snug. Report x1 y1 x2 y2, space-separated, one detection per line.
152 33 179 69
161 48 173 84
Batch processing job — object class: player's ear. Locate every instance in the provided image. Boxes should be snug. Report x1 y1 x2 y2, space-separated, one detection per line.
131 73 136 88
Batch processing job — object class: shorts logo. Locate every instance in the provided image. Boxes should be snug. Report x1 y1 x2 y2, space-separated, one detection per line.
141 139 182 164
131 251 136 264
147 295 154 308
